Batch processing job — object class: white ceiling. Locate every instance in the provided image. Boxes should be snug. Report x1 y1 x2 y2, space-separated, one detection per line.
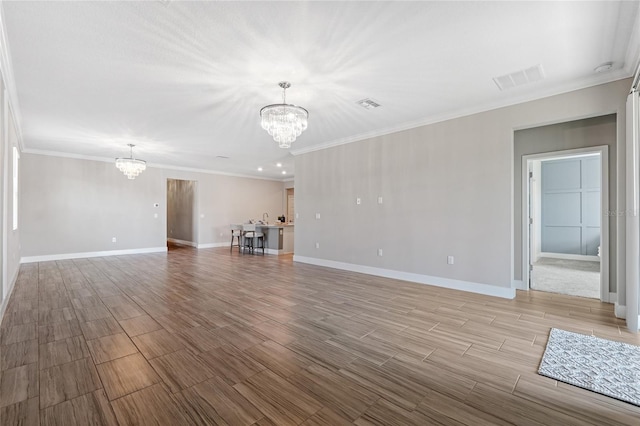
3 1 639 180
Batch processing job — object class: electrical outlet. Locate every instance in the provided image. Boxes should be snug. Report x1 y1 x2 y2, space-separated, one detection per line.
315 242 320 249
112 237 117 243
315 213 321 219
378 196 383 204
378 249 383 256
447 256 454 265
296 213 299 219
154 213 158 218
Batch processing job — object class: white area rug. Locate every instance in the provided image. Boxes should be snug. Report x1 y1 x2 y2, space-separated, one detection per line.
538 329 640 406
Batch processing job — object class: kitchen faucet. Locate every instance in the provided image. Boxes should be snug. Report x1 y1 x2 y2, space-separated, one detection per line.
263 212 269 223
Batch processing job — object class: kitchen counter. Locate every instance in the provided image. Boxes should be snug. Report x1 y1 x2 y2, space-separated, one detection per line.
255 224 294 254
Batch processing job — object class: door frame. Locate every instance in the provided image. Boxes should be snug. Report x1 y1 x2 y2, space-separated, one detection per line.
521 145 609 301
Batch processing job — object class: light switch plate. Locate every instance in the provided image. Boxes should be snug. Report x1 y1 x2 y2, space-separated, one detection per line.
356 198 361 205
315 213 321 219
378 196 383 204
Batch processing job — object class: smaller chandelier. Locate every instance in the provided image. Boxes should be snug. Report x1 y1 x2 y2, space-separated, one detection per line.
115 144 146 179
260 81 308 148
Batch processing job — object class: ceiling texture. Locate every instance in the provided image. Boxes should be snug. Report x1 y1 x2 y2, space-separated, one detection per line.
2 1 639 180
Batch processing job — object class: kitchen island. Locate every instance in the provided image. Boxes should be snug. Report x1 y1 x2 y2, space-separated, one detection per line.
256 224 294 254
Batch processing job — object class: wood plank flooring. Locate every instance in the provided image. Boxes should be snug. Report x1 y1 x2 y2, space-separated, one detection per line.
1 245 640 425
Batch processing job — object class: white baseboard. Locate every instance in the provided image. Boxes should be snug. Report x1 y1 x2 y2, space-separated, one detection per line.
608 292 617 304
294 256 515 299
196 242 228 249
20 247 168 263
167 238 197 248
512 280 526 290
613 303 640 330
539 252 600 262
1 267 21 325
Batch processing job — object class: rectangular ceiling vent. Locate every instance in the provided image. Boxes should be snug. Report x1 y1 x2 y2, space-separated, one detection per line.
493 64 545 91
216 156 229 159
356 98 381 110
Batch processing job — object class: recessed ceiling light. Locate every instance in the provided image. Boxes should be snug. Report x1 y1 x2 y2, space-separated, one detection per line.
257 167 263 171
276 163 282 168
282 171 287 175
594 62 613 73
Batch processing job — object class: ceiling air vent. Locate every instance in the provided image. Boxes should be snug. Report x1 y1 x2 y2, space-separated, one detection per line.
493 64 545 91
356 98 381 110
216 156 229 159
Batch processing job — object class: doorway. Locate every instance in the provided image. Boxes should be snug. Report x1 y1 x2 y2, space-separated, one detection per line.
523 147 608 300
166 179 198 248
286 188 294 223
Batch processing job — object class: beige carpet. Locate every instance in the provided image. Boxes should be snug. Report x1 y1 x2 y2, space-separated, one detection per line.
531 257 600 299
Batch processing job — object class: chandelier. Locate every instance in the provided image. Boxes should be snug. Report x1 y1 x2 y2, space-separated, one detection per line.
115 144 146 179
260 81 308 148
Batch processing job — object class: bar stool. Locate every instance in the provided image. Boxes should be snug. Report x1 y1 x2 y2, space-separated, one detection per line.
241 224 264 255
230 224 242 252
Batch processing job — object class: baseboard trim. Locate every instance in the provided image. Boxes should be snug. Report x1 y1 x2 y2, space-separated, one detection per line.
539 252 600 262
20 247 168 263
614 302 640 330
196 242 228 249
167 238 197 248
512 280 526 290
608 292 617 304
1 267 21 325
294 256 515 299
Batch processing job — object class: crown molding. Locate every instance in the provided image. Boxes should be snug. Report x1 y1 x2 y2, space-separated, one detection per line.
291 72 632 156
21 148 290 182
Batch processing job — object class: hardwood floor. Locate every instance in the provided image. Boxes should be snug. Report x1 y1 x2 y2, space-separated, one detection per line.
1 245 640 425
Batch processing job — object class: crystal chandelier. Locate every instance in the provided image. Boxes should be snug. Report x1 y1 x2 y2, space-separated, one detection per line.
260 81 308 148
115 144 146 179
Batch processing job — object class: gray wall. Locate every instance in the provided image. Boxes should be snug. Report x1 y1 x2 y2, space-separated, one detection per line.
541 156 601 256
295 79 629 293
21 154 166 255
167 179 196 243
514 114 616 290
20 153 285 257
